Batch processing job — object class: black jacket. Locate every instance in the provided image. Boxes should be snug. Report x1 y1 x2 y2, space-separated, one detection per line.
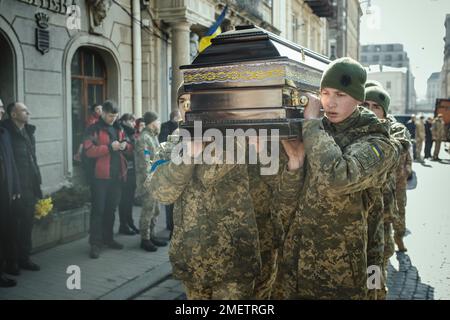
158 120 179 143
1 119 42 199
0 127 21 204
425 122 432 142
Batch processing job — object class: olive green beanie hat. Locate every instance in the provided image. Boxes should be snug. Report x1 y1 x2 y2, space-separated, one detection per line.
365 79 383 88
364 84 391 116
320 57 367 101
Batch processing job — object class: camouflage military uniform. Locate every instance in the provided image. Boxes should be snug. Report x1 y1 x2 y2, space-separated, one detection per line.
392 151 411 237
431 117 446 159
415 119 425 160
373 115 411 300
389 117 412 241
247 161 286 300
146 143 261 299
276 107 398 300
135 127 160 241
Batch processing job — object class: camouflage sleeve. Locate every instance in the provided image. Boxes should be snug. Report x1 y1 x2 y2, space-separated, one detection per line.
366 187 385 269
134 136 147 191
391 123 412 152
147 161 195 205
302 119 398 196
383 175 398 223
195 164 239 188
405 149 412 177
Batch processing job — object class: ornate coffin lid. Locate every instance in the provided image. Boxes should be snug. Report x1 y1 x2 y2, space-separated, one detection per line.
181 25 330 90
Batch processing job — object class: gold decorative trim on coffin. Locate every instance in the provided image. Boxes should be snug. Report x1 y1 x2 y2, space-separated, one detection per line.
183 61 322 89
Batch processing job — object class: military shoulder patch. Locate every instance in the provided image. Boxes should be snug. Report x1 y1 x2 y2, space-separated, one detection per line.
353 142 384 170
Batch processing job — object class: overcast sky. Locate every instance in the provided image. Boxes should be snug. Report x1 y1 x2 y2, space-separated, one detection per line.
359 0 450 100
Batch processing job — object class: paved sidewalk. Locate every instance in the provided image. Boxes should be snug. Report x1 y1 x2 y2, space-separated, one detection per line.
0 205 173 300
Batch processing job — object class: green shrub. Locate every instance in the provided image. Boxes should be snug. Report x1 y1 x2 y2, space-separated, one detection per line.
51 186 90 212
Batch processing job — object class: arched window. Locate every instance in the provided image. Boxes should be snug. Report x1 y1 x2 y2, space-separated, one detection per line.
71 48 107 159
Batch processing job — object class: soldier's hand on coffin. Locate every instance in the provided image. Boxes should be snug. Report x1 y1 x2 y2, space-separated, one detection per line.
303 93 322 120
186 139 204 159
281 139 305 171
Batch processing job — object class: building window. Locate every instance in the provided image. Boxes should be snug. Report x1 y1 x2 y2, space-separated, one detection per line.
362 46 368 52
361 56 367 62
387 44 394 51
385 55 392 61
386 81 391 89
375 45 381 52
373 55 379 62
71 48 107 160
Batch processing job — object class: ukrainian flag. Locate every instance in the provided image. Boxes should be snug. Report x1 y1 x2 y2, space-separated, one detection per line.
198 5 228 53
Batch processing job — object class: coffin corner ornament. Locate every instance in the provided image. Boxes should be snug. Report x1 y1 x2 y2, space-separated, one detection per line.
35 12 50 55
179 25 330 138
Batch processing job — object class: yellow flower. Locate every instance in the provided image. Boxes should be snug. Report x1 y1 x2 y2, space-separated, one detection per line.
35 197 53 219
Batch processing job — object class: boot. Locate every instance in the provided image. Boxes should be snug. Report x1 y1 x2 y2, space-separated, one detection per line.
118 225 135 235
394 235 407 252
129 224 140 235
141 239 157 252
19 259 41 271
151 237 168 247
0 274 17 288
90 245 101 259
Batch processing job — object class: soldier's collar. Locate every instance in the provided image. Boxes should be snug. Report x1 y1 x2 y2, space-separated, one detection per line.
325 107 361 133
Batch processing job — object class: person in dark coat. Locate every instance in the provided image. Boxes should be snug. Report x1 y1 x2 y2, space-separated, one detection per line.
158 110 181 143
118 113 139 235
424 117 433 159
1 102 43 275
0 126 21 287
405 114 416 159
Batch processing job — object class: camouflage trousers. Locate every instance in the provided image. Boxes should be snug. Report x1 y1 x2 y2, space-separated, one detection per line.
416 138 424 160
377 222 395 300
183 280 255 300
433 140 443 159
253 249 278 299
139 196 160 240
393 188 407 238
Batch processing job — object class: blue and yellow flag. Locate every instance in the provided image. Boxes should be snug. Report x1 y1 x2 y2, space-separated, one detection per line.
198 5 228 53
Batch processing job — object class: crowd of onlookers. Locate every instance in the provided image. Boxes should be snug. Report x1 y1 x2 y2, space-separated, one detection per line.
0 98 182 287
405 113 449 162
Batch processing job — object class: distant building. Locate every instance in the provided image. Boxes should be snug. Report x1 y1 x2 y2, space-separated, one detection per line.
327 0 362 60
360 43 416 111
426 72 442 106
360 43 410 68
365 65 415 115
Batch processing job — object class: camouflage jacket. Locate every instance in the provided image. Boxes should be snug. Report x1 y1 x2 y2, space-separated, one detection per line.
415 119 425 140
277 106 398 299
388 116 412 191
366 116 408 270
147 144 262 286
146 140 292 285
431 118 446 141
135 127 160 197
